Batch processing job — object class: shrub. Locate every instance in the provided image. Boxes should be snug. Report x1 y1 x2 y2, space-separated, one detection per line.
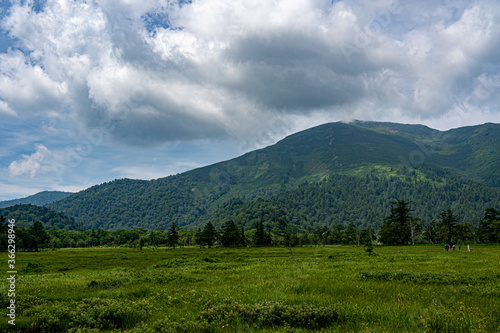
201 256 217 263
200 300 339 330
152 259 188 268
23 261 44 273
27 298 153 331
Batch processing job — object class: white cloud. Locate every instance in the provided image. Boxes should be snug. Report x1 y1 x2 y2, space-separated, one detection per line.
8 144 53 178
0 51 68 114
0 0 499 150
0 99 16 116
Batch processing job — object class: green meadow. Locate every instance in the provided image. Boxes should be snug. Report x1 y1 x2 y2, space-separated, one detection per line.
1 245 499 332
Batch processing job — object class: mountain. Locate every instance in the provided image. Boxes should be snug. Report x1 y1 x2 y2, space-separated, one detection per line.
0 191 73 209
47 121 500 230
0 204 79 230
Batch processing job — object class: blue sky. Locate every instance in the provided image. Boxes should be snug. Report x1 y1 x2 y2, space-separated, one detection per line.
1 0 500 201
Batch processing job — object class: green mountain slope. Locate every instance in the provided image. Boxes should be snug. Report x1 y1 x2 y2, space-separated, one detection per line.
0 191 73 208
353 121 500 186
0 204 79 230
47 121 500 230
198 169 500 230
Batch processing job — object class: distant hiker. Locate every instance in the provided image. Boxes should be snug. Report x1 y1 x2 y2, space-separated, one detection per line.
452 245 455 251
458 245 461 250
444 244 449 251
467 245 470 252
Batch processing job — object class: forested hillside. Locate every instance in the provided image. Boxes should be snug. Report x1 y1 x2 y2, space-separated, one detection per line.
197 168 500 230
0 204 79 229
45 121 500 230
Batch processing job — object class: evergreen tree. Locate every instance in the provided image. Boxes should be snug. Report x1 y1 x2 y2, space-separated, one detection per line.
240 227 247 247
253 221 265 246
166 222 180 248
477 208 500 243
379 199 413 245
30 221 50 251
202 221 217 248
456 222 475 243
492 220 500 243
220 220 241 247
343 221 358 245
331 224 343 244
194 228 204 248
439 208 460 244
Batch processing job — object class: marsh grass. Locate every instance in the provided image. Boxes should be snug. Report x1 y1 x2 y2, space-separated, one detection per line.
1 245 499 332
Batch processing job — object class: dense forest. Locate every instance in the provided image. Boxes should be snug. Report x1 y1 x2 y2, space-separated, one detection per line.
2 205 498 252
0 204 79 230
195 168 500 230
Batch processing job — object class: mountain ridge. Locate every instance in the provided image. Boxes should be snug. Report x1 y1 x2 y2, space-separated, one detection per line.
0 191 74 209
46 121 500 230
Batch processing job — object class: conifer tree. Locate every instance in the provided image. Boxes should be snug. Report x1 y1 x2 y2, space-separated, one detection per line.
439 208 460 244
220 220 241 247
477 208 500 243
30 221 50 251
240 227 247 247
253 221 265 246
202 221 217 248
167 222 180 248
379 199 413 245
194 228 204 248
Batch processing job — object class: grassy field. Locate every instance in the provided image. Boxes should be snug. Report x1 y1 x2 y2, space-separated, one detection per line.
1 245 499 332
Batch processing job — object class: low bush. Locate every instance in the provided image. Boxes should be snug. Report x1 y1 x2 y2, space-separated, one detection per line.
152 258 189 268
200 300 339 330
27 297 153 331
23 261 44 273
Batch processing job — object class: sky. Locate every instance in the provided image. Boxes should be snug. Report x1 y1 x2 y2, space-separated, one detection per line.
1 0 500 201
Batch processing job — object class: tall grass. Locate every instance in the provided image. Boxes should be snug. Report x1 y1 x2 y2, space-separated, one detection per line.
1 245 499 332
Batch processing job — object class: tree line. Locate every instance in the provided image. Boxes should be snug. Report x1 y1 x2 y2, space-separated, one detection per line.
378 200 500 245
1 204 499 251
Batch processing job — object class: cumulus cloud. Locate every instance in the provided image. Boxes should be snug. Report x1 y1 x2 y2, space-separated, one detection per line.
0 99 15 116
1 0 500 147
8 144 52 178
